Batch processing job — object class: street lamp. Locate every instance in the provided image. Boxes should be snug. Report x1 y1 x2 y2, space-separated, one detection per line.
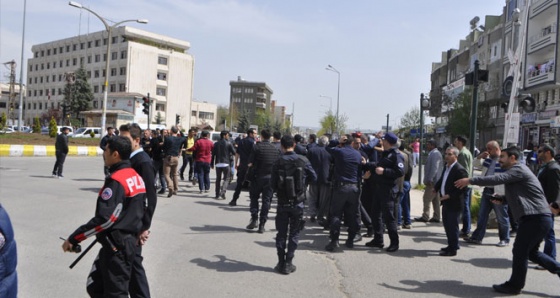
419 93 430 185
325 65 340 137
68 1 147 137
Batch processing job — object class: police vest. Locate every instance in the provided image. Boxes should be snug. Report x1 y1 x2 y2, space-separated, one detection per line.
275 157 307 205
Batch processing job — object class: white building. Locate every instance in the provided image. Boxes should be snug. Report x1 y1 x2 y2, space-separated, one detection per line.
25 26 194 128
190 100 218 131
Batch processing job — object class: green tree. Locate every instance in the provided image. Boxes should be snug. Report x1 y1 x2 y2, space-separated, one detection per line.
33 117 41 133
237 112 250 133
0 112 6 130
63 65 94 119
49 116 58 138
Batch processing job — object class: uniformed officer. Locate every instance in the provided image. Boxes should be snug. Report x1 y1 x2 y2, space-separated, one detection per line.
271 135 317 274
325 134 364 251
365 132 405 252
62 136 146 297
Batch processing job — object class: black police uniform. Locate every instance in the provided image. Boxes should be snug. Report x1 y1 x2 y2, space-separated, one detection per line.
366 146 405 252
271 151 316 274
325 141 363 250
67 161 146 297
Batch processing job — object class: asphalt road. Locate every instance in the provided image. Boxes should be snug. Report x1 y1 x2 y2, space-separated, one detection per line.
1 156 559 297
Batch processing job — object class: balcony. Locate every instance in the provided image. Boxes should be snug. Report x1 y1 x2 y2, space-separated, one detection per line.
256 102 266 109
527 23 557 54
531 0 557 17
525 59 556 87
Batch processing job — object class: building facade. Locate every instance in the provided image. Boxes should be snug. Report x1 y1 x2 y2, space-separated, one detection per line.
25 26 194 128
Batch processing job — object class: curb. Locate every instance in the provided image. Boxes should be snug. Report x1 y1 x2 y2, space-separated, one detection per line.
0 145 103 157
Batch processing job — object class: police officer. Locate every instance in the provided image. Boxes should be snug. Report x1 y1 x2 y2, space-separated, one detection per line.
62 136 146 297
247 129 281 233
365 132 405 252
325 134 364 251
271 135 316 274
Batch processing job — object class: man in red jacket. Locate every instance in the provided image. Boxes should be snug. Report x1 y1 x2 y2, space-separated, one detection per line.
192 130 214 193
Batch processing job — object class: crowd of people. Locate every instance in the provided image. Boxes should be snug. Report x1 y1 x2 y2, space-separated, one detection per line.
56 124 560 296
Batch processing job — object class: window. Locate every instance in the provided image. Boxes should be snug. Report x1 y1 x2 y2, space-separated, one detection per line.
157 72 167 80
94 85 99 93
111 52 117 60
110 84 116 92
121 50 127 59
198 112 214 120
111 68 117 76
119 83 126 92
158 57 168 65
119 67 126 75
94 70 100 78
156 87 166 96
95 54 100 62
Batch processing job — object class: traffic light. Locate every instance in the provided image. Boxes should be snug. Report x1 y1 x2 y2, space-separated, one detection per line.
176 114 181 124
519 96 535 113
142 96 150 115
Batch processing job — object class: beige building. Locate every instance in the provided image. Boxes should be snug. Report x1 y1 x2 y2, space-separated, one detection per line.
25 26 194 128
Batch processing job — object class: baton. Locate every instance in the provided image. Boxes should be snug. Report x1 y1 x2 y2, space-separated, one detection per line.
69 239 97 269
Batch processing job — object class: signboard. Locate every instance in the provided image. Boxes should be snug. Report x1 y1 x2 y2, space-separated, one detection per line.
505 113 520 144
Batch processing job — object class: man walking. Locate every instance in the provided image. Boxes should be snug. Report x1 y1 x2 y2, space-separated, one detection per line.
416 139 442 223
212 131 236 199
52 126 70 178
456 146 560 295
246 129 281 233
192 131 214 193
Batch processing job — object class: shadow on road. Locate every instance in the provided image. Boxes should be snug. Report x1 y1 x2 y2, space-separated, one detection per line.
379 279 549 297
190 255 274 273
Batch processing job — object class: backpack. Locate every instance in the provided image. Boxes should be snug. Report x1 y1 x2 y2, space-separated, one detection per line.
275 156 307 205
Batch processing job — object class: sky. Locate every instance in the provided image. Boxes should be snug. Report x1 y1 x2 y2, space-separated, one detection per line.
0 0 507 131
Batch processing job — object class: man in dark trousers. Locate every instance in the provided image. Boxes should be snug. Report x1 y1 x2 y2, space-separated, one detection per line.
229 129 256 206
119 123 157 297
62 136 146 297
365 132 404 252
435 146 468 256
212 131 236 199
271 135 316 274
536 144 560 263
325 134 363 251
247 129 281 233
456 146 560 295
52 126 70 178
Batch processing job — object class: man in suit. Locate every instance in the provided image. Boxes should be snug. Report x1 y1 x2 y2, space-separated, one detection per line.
435 146 468 256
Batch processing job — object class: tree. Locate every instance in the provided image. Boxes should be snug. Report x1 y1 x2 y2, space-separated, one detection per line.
447 89 488 138
63 65 94 119
33 117 41 133
237 111 250 133
49 116 57 138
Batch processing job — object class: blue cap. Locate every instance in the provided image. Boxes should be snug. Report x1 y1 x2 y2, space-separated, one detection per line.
383 132 398 144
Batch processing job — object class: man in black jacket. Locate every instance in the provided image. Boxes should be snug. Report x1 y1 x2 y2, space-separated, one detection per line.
119 123 157 297
536 144 560 262
52 126 70 178
212 131 236 199
435 146 468 256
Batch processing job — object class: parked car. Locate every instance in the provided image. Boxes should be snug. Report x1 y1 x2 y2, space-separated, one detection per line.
72 127 101 138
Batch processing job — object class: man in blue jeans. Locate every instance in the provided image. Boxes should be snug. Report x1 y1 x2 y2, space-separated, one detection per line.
464 140 510 247
456 146 560 295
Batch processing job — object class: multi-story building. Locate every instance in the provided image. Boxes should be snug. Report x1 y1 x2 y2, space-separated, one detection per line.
25 26 194 128
190 100 217 131
229 76 273 129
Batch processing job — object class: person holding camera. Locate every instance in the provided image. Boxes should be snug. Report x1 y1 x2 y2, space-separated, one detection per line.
62 136 146 297
455 146 560 295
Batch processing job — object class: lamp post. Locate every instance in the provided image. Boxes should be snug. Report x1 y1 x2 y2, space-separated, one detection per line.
325 65 340 137
419 93 430 186
68 1 147 137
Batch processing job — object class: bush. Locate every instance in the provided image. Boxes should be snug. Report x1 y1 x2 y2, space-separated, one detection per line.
49 117 57 138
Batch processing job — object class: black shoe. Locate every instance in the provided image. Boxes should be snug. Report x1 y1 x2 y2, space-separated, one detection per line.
282 261 296 274
246 219 258 230
439 250 457 256
325 240 340 252
354 234 362 243
258 223 265 234
228 200 237 206
492 282 521 295
158 189 166 194
345 239 354 249
365 240 384 248
428 218 441 223
414 217 429 223
386 245 399 252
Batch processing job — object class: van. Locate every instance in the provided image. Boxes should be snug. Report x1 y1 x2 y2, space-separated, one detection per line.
72 127 101 138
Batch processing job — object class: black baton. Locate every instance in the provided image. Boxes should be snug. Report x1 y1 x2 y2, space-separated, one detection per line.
69 240 97 269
